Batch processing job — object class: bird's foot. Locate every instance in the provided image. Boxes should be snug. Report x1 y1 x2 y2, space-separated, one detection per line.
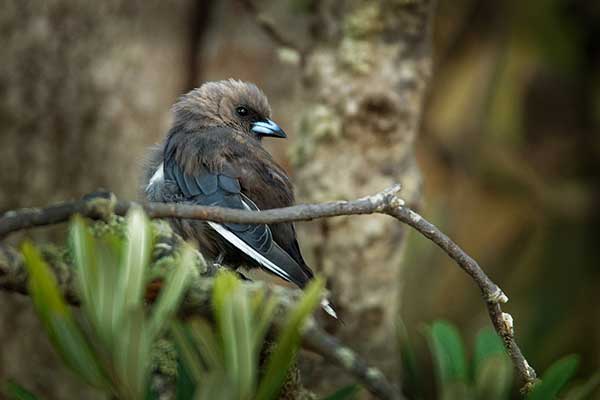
211 253 225 271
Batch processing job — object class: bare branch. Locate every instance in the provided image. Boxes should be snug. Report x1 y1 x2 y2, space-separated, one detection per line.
0 187 398 237
0 193 120 239
385 204 537 390
238 0 304 56
301 320 401 400
0 184 538 392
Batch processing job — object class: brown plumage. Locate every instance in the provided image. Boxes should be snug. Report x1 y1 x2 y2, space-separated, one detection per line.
144 79 336 318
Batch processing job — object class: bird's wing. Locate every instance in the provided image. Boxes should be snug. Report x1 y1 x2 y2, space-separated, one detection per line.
163 148 313 288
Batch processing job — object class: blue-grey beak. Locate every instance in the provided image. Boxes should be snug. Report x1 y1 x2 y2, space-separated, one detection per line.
251 119 287 138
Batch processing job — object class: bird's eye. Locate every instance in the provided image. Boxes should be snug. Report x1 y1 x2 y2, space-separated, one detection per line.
236 106 249 117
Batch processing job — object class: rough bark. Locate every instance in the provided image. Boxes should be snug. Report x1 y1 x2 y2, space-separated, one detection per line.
292 0 434 392
0 1 193 397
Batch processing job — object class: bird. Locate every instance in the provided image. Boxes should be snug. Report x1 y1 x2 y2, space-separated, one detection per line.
144 79 337 318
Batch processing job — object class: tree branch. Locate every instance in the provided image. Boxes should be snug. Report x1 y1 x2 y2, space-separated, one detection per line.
0 185 538 393
385 203 537 391
238 0 305 58
0 188 396 238
300 321 399 400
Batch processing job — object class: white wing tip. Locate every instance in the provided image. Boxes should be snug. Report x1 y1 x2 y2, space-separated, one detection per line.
208 221 338 320
321 299 338 319
147 162 164 190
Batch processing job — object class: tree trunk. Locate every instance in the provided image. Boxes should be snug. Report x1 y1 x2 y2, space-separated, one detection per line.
293 0 434 393
0 1 193 397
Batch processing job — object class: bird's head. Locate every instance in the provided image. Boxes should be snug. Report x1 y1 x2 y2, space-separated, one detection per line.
173 79 287 140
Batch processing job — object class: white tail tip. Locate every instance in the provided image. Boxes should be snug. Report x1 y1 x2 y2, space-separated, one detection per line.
321 299 338 319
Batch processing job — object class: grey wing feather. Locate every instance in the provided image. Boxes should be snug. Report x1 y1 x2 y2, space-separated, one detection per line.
162 147 312 287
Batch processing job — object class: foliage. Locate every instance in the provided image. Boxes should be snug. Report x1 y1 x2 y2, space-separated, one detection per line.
6 207 597 400
172 271 325 400
320 385 360 400
526 355 579 400
6 208 596 400
427 321 510 400
19 208 193 399
398 320 599 400
10 210 355 400
2 380 39 400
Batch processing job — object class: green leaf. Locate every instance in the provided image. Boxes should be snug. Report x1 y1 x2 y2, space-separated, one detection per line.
212 272 241 393
113 309 151 400
195 373 232 400
440 381 472 400
188 318 224 373
3 380 41 400
397 319 423 399
321 385 361 400
564 371 600 400
21 242 109 390
70 216 98 316
144 386 159 400
473 327 506 372
427 320 468 388
233 286 256 399
474 355 513 400
112 307 152 399
92 236 121 348
255 277 324 400
172 319 233 400
117 206 152 319
251 291 279 355
175 355 197 400
212 270 241 318
527 355 580 400
70 213 156 399
472 327 512 399
171 321 206 384
212 271 255 399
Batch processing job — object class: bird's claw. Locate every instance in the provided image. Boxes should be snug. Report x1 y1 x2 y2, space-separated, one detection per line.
211 253 225 271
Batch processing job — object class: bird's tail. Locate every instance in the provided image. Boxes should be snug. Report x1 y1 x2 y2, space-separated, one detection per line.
321 298 338 319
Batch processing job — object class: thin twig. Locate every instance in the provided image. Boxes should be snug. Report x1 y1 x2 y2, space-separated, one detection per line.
238 0 306 64
301 320 401 400
0 185 538 392
385 203 537 390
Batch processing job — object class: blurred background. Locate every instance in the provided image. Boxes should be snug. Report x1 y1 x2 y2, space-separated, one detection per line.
0 0 598 399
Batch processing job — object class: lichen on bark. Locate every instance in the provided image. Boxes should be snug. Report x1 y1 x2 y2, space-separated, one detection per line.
293 0 433 392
